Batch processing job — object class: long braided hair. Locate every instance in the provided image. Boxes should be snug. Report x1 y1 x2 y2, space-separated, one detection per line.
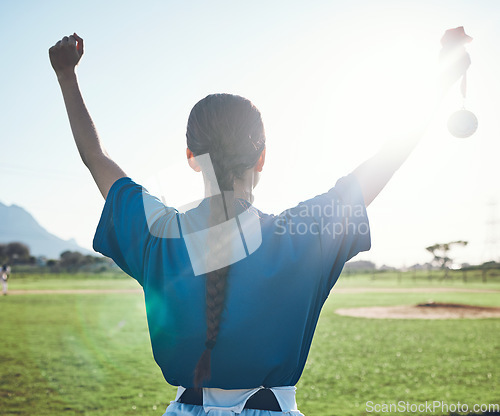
186 94 266 387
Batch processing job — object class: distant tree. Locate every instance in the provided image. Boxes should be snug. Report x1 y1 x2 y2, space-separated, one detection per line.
60 250 85 272
344 260 377 273
379 264 398 272
479 261 500 283
84 254 99 265
59 251 107 272
0 244 6 263
425 240 468 278
5 242 31 264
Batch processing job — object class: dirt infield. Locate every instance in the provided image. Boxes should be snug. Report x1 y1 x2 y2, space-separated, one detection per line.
336 302 500 319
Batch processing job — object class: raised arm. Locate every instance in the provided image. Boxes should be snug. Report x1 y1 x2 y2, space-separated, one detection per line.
352 115 433 207
352 27 472 207
49 34 126 199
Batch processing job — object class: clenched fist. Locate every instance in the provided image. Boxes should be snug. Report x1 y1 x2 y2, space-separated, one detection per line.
49 33 84 78
439 27 472 95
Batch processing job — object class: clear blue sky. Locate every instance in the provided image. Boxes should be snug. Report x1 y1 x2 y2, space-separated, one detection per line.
1 0 499 267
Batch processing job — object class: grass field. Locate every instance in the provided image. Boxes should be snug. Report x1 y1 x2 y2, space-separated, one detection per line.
0 271 499 416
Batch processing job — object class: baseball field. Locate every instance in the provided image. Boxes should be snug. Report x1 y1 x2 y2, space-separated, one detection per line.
1 271 499 416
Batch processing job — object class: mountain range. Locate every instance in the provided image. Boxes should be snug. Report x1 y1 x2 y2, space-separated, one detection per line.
0 201 92 259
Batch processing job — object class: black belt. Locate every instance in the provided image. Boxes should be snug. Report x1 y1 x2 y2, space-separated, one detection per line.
179 387 282 411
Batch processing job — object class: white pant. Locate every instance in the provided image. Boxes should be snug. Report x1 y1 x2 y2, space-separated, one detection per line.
162 386 304 415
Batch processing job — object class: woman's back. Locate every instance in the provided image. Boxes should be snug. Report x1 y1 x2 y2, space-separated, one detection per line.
94 172 370 388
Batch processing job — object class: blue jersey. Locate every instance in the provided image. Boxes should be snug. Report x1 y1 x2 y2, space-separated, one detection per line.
93 175 370 389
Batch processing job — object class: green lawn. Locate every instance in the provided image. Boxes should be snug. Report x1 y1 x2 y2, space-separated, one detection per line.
8 269 500 291
0 272 499 415
7 272 139 291
0 293 170 416
336 269 500 291
299 290 500 415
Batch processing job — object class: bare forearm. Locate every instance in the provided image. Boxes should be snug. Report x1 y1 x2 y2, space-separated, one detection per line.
352 131 422 206
351 27 473 207
58 72 106 166
352 91 441 207
57 73 126 198
50 34 126 199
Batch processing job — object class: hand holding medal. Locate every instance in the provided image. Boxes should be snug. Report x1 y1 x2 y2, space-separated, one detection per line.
439 26 478 138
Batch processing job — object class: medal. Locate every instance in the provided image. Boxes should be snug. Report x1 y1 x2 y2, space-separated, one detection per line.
440 27 478 138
